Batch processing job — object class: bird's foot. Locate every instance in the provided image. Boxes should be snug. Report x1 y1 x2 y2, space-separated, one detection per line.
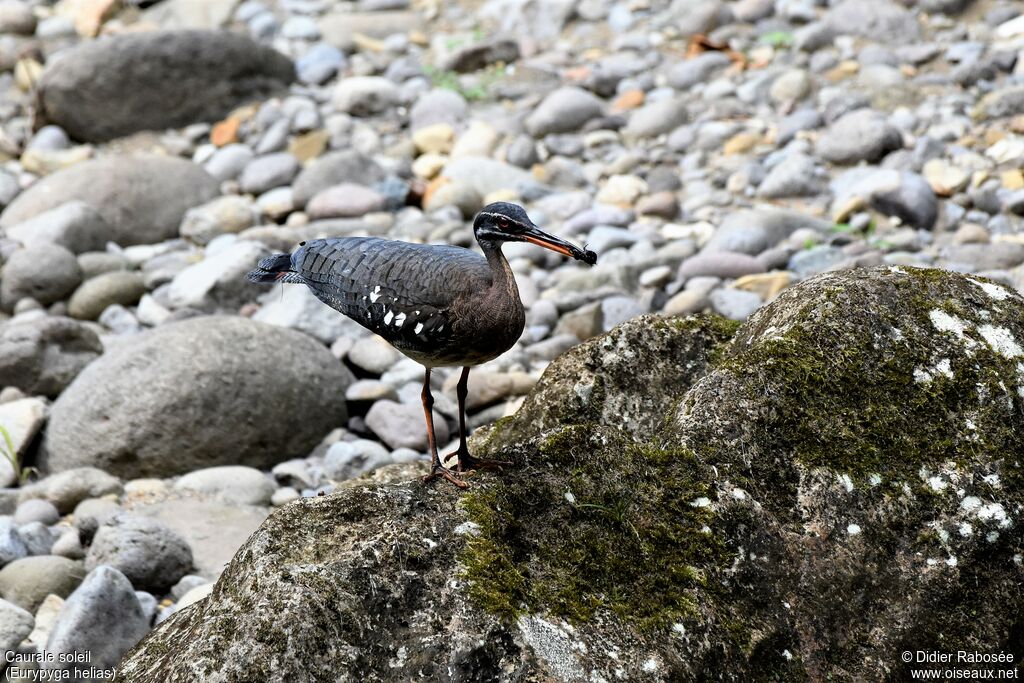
421 463 470 489
456 452 512 474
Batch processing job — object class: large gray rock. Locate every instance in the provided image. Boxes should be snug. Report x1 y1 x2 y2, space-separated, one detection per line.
37 30 294 142
0 156 219 247
86 514 192 593
816 109 903 164
114 270 1023 680
525 86 604 137
2 201 115 254
292 150 385 208
44 566 149 681
0 244 82 310
40 316 353 478
622 96 689 139
0 316 102 397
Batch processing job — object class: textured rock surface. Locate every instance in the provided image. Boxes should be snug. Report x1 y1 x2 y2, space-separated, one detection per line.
115 268 1022 681
37 30 294 141
40 316 352 478
86 514 192 593
45 566 149 678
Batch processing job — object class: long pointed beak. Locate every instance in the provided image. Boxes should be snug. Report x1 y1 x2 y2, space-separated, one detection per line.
521 225 597 265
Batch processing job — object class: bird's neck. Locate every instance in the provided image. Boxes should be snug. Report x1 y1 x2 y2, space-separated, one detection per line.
482 242 520 301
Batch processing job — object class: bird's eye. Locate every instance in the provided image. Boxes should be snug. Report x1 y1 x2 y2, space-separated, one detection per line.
498 218 509 229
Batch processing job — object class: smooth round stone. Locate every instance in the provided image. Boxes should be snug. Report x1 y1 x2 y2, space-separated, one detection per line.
0 244 83 310
412 123 455 154
13 500 59 526
296 43 345 85
170 574 209 601
78 252 128 280
679 252 766 279
270 487 300 506
173 466 277 506
332 77 399 117
26 125 70 152
639 265 673 288
0 1 36 35
708 288 763 321
324 439 392 480
816 109 903 165
345 379 399 402
0 556 85 612
204 145 255 182
525 87 604 137
67 271 147 321
423 181 482 218
347 336 401 375
364 400 448 452
180 195 257 245
771 69 812 103
306 183 387 219
239 153 300 195
281 15 320 40
952 224 990 244
20 468 122 515
85 514 192 593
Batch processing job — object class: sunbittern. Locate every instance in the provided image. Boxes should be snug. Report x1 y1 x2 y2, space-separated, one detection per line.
248 202 596 488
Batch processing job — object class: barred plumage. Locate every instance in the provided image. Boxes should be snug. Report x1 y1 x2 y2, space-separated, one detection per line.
247 202 596 488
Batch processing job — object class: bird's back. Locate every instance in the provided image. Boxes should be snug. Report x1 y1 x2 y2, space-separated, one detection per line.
251 237 496 363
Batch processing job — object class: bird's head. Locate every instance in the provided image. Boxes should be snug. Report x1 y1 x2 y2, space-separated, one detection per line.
473 202 597 265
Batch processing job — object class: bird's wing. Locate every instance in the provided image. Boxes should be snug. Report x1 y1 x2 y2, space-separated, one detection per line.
291 237 491 344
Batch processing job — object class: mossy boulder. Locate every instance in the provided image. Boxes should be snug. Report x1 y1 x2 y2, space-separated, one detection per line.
669 266 1024 677
114 267 1023 681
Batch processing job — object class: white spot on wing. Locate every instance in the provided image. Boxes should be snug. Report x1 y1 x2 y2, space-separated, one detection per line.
384 310 394 325
394 312 406 327
414 322 424 334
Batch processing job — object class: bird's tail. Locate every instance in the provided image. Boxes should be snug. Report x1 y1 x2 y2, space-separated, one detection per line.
246 253 294 283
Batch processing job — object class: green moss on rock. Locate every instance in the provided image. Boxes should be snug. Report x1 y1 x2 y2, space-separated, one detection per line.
712 267 1024 485
464 425 725 631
